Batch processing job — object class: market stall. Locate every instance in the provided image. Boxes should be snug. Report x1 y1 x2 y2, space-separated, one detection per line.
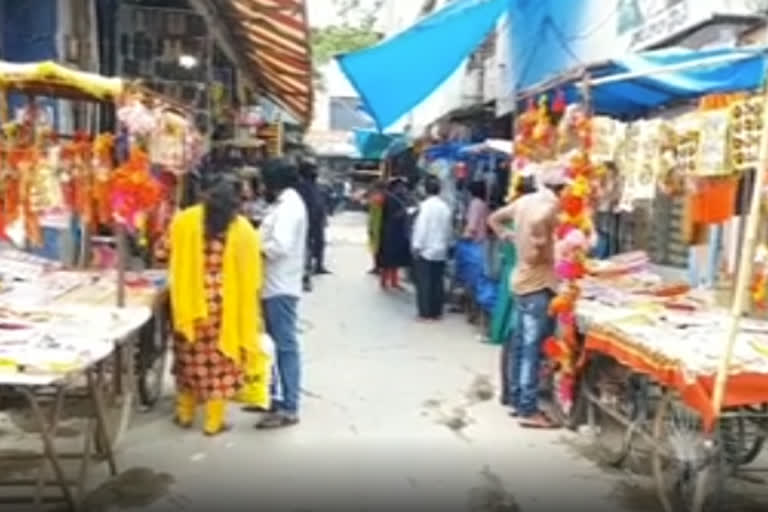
510 46 768 512
0 61 200 507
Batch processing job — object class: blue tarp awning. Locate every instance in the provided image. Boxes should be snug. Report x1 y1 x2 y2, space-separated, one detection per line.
337 0 508 131
521 46 768 119
354 130 408 160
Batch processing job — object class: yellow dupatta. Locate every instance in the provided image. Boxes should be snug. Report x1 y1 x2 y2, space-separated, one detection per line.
168 205 264 364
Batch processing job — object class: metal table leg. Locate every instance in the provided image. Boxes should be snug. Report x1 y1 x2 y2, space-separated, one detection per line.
34 386 66 509
20 387 77 511
87 370 118 477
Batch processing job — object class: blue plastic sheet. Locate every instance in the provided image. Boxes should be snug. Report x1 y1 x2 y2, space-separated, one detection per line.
455 240 498 314
337 0 508 131
521 46 768 119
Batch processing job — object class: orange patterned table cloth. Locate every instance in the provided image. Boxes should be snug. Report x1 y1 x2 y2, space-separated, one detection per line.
585 327 768 432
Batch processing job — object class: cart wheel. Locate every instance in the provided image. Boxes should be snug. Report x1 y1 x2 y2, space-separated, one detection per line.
137 310 171 408
582 356 646 467
720 404 768 466
652 389 727 512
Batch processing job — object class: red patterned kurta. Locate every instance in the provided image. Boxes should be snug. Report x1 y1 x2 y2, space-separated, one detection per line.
155 235 244 400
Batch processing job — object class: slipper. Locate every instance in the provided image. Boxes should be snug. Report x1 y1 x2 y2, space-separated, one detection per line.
203 424 233 437
255 413 299 430
241 405 271 414
519 413 560 429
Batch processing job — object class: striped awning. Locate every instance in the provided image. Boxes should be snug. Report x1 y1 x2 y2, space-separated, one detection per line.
217 0 313 124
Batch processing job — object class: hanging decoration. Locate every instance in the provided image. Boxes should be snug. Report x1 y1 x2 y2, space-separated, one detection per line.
110 147 163 233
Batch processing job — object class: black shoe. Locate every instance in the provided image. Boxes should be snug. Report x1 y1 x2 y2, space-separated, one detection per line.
314 268 332 275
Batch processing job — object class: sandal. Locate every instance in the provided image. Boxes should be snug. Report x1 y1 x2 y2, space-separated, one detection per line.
203 423 233 437
173 417 193 429
519 412 560 429
255 413 299 430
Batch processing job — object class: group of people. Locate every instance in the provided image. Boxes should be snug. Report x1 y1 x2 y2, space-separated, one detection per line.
159 159 323 435
369 165 567 430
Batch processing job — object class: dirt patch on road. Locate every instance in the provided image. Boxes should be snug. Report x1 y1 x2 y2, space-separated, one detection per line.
467 466 519 512
466 375 494 405
83 467 175 511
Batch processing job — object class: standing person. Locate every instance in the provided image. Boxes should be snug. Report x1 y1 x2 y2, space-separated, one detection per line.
299 162 331 276
157 179 268 436
377 178 411 290
257 159 308 429
489 175 536 406
411 176 452 320
487 169 564 429
367 180 386 275
296 164 316 292
463 180 490 242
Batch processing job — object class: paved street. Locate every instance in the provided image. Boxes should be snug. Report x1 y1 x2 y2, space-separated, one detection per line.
84 212 664 512
0 213 683 512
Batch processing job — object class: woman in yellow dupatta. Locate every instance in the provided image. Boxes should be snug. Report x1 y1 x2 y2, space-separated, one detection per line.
156 179 270 436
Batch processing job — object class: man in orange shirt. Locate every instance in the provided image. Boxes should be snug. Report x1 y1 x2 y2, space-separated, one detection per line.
488 168 564 429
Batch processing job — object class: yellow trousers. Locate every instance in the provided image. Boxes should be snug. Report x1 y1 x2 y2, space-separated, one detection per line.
176 390 227 434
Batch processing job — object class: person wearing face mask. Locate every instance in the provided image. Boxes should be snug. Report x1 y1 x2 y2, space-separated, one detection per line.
256 159 309 428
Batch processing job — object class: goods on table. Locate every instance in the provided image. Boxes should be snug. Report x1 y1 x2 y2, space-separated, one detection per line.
0 304 150 375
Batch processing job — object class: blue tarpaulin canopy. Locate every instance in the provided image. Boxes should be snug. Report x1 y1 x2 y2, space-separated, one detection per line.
337 0 508 131
521 46 768 119
354 130 408 160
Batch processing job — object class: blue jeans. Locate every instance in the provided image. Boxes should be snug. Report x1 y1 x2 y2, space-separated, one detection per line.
263 296 301 415
506 289 555 417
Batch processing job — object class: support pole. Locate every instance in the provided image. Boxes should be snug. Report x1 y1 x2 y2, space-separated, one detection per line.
711 85 768 419
694 74 768 512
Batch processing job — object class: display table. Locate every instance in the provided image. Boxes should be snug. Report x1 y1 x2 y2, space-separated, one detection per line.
0 304 150 509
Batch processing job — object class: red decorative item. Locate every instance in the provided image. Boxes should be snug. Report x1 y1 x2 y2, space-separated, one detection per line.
110 147 163 230
553 89 567 116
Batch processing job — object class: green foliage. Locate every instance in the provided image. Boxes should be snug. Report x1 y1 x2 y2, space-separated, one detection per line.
310 0 384 90
311 24 380 65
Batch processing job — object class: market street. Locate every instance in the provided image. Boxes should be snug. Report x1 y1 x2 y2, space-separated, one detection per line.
91 213 662 512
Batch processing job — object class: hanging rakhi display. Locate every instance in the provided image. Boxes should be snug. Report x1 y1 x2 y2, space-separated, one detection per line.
10 147 42 246
543 103 597 417
109 147 163 234
92 133 114 226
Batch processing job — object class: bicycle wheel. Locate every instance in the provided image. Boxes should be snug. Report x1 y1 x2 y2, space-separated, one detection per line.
652 389 727 512
582 355 643 467
720 404 768 467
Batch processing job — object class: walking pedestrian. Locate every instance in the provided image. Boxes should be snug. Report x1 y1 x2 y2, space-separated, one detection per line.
463 180 490 243
488 168 564 429
412 176 452 320
257 159 308 429
158 178 267 436
377 178 411 290
367 180 386 275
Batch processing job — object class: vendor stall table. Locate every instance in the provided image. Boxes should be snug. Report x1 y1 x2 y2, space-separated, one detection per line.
0 304 150 509
572 267 768 512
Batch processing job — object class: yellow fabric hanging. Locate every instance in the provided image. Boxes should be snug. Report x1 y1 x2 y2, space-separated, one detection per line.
168 205 264 364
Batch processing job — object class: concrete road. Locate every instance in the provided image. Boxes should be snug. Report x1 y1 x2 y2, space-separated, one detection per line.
84 212 666 512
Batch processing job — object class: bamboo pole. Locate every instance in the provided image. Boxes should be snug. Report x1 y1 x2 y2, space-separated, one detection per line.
710 85 768 421
693 83 768 512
